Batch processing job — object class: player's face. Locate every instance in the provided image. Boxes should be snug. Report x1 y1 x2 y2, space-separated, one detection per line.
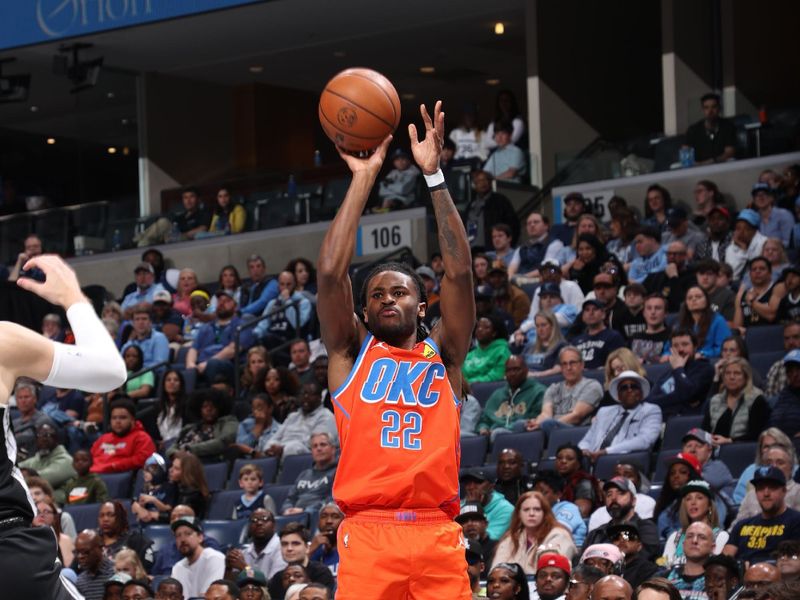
487 567 521 600
110 408 134 436
363 271 424 345
281 534 308 563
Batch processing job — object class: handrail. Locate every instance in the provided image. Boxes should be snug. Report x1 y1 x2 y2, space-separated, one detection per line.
233 297 305 399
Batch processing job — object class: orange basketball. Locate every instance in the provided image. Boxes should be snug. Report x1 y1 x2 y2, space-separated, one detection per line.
319 67 401 152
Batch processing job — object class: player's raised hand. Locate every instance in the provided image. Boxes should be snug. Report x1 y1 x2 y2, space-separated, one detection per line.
16 254 86 308
409 101 444 176
337 135 393 176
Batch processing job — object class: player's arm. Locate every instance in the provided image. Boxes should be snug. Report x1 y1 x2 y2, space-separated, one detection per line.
410 102 474 364
317 137 392 358
0 255 127 395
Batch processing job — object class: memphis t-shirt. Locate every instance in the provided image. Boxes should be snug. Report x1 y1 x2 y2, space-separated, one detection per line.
728 507 800 563
571 328 626 370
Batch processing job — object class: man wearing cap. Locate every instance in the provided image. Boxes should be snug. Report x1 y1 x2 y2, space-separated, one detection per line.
734 445 800 524
465 171 519 250
645 241 697 313
662 208 706 258
776 267 800 323
569 299 626 370
616 283 647 340
681 428 736 504
769 348 800 436
377 148 421 210
478 356 546 441
415 265 440 308
703 555 740 600
121 305 170 369
104 572 133 599
753 182 794 246
483 120 527 183
508 212 565 280
186 289 254 383
578 371 662 463
582 477 660 560
151 290 184 345
552 192 589 246
579 544 623 575
684 93 736 165
588 463 656 532
527 258 585 318
607 521 659 589
461 467 514 541
235 568 268 599
629 226 667 285
724 466 800 563
665 521 715 599
464 538 486 597
568 273 627 340
121 262 167 316
487 264 531 328
695 206 733 263
154 505 224 576
171 516 226 599
457 503 496 575
565 564 605 600
696 260 735 321
534 553 571 600
725 208 768 281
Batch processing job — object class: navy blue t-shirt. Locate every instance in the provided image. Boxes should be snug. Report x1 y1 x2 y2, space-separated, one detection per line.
570 328 626 370
728 507 800 563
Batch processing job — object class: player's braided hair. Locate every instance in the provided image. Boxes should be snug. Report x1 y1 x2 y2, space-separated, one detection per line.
359 261 429 343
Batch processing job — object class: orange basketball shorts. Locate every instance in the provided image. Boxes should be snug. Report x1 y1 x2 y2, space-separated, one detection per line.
335 508 472 600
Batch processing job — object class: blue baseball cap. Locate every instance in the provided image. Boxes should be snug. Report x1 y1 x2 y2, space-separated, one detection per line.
751 465 786 486
735 208 761 228
751 182 774 196
783 349 800 365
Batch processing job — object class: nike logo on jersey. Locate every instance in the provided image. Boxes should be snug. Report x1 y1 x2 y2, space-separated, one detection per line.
359 358 446 407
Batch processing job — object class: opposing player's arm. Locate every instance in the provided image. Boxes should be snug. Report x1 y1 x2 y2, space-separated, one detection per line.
317 137 393 357
410 102 474 364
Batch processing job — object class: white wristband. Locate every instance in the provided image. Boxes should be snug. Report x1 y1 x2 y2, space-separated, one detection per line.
423 169 445 188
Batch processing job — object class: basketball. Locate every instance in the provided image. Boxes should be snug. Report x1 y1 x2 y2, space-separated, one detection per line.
319 67 401 152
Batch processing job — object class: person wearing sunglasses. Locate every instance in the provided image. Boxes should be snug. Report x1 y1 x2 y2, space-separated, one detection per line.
607 522 660 591
225 508 286 581
565 564 605 600
775 539 800 581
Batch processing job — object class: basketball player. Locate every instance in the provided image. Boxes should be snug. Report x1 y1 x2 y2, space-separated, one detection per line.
0 255 127 599
317 101 474 599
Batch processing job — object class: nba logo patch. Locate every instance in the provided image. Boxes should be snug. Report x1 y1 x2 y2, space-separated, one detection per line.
422 343 436 359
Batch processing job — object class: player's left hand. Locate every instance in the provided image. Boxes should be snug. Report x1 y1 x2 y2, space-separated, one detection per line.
409 101 444 176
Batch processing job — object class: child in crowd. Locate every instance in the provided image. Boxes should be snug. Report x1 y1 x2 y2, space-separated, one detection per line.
132 454 175 523
619 283 647 340
60 450 110 505
233 464 276 519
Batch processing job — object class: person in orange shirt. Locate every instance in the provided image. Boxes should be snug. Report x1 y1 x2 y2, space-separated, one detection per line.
317 101 474 599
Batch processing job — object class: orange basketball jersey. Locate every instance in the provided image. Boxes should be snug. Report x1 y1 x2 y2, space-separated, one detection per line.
331 333 462 518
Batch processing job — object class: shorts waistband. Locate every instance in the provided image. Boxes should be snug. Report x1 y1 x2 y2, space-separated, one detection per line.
345 508 451 524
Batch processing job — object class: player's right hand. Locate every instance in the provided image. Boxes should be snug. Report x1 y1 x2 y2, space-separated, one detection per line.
16 254 86 308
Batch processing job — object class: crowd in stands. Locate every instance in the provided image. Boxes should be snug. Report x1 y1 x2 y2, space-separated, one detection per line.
7 102 800 599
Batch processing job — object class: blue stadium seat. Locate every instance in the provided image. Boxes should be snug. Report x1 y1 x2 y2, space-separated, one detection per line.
98 471 133 499
227 457 279 489
278 454 313 485
537 458 556 472
583 369 605 384
489 431 545 464
201 520 248 549
644 362 671 383
64 503 101 533
652 448 678 484
593 452 651 481
460 436 488 468
661 415 704 451
536 373 566 388
470 381 505 408
263 484 294 513
132 470 145 499
745 325 786 355
749 351 784 380
142 524 174 554
206 490 241 520
718 442 758 478
545 426 591 458
275 512 310 531
203 463 229 492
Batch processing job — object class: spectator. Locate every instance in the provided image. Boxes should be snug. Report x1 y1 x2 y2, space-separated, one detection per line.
520 310 568 377
486 223 518 268
463 315 511 383
460 380 482 436
234 394 280 457
741 562 781 596
646 241 696 313
695 206 733 263
777 265 800 322
168 389 238 463
241 255 280 317
464 538 486 596
209 266 247 312
19 423 75 490
492 491 576 574
282 432 337 514
495 449 534 506
7 233 45 282
648 329 715 418
32 497 74 567
571 271 629 342
477 356 545 441
664 521 715 599
683 93 736 165
662 208 706 258
554 443 602 519
654 453 705 539
121 263 166 317
186 290 254 384
76 530 116 600
298 583 330 600
262 382 335 460
768 324 800 397
486 265 531 328
486 562 530 600
376 148 421 210
588 462 655 532
754 238 791 288
114 548 148 579
525 258 585 322
151 505 222 576
734 257 784 330
607 207 639 266
702 357 770 444
416 265 440 315
681 429 736 507
776 540 800 581
121 249 170 298
136 187 209 246
306 503 342 579
474 253 491 286
120 345 155 400
702 555 740 600
569 234 610 295
465 171 519 250
629 226 668 284
97 500 154 570
240 347 271 400
607 522 660 589
182 290 212 344
121 305 170 370
91 399 155 473
725 209 768 282
551 192 590 246
151 290 183 348
205 580 241 600
157 369 189 445
579 371 661 462
207 188 246 235
61 449 110 505
642 185 673 232
578 544 622 576
267 524 334 599
460 467 515 541
532 470 587 547
41 313 64 342
286 257 317 301
226 509 286 581
674 287 732 359
569 299 626 370
527 346 603 435
256 366 299 424
734 445 800 525
734 428 796 505
230 463 273 520
171 516 226 598
770 349 800 437
508 213 565 280
565 564 605 600
457 503 496 578
173 268 201 317
559 214 606 272
617 284 647 341
449 103 486 163
233 568 270 600
484 89 526 150
483 121 526 183
692 179 724 228
630 294 671 365
724 467 800 563
752 183 794 246
473 284 518 342
253 272 312 350
695 259 735 321
661 480 730 569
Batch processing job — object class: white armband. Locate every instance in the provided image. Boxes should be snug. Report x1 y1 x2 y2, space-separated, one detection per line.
43 302 127 393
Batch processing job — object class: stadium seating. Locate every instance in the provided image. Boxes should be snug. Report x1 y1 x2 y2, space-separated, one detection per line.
652 448 678 484
142 524 174 553
201 519 248 549
278 454 313 485
749 351 784 380
460 435 488 467
206 490 241 520
745 325 785 354
203 463 229 492
64 503 101 533
661 415 705 451
264 484 294 512
718 442 758 477
489 431 545 464
470 381 505 408
98 471 134 499
227 457 279 489
545 426 591 458
275 512 310 531
593 451 651 481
